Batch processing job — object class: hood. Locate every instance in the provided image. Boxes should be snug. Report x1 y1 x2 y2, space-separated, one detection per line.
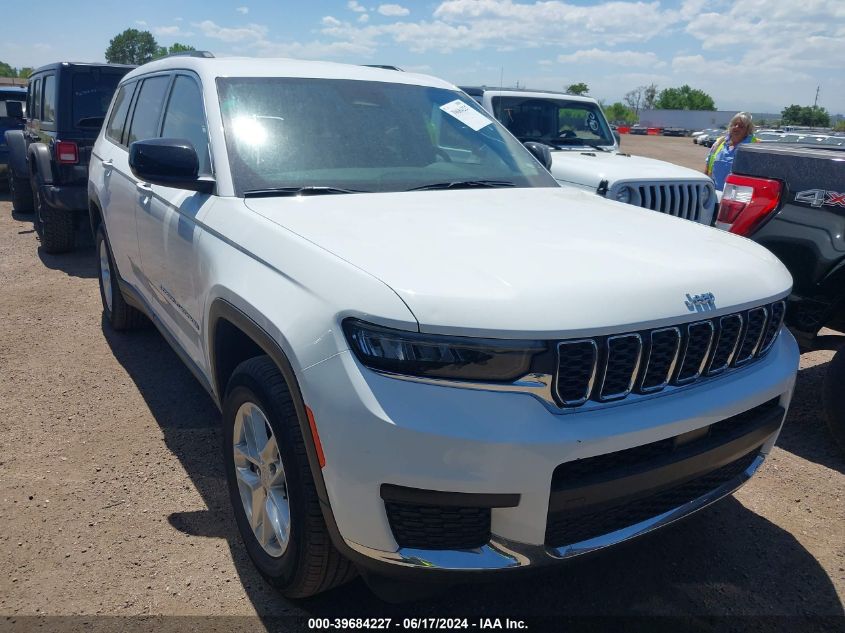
245 187 791 338
550 150 711 190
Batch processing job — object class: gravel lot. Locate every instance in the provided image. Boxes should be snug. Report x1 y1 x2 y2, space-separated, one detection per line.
1 136 843 632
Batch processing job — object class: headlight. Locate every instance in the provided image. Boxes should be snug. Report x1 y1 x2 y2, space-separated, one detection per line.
615 186 632 204
343 318 547 381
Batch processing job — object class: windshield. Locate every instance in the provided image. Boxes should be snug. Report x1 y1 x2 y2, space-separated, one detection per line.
491 96 615 149
217 78 558 196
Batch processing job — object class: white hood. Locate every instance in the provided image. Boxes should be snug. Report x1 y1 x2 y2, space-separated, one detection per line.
550 150 711 190
245 187 790 338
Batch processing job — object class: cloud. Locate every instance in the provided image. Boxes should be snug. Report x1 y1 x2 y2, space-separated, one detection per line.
154 25 191 37
322 16 342 27
135 20 147 26
359 14 370 22
378 4 410 16
236 6 249 14
556 48 664 68
194 20 268 42
348 1 366 12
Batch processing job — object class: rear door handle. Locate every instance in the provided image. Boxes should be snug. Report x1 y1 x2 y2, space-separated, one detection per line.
101 159 113 168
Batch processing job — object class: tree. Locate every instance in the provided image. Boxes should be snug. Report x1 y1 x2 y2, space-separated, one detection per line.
604 102 637 125
624 83 657 116
781 104 830 127
653 85 716 110
156 42 196 58
105 28 161 65
0 61 16 77
18 67 33 78
565 82 589 96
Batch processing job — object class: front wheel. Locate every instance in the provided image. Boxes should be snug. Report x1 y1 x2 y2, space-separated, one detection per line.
822 345 845 453
223 356 356 598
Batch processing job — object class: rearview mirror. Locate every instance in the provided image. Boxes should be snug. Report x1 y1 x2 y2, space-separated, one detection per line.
129 138 214 194
523 141 552 170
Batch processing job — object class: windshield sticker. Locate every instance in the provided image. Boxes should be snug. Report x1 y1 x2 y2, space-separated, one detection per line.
586 112 599 132
440 100 492 131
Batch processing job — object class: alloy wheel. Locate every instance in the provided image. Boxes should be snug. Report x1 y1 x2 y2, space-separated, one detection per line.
232 401 291 557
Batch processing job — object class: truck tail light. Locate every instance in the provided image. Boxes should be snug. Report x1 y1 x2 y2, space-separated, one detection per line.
55 141 79 164
716 174 782 236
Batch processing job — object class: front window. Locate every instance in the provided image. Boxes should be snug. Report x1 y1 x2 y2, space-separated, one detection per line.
217 78 558 196
491 96 615 149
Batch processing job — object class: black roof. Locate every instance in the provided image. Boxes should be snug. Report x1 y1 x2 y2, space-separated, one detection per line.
30 62 137 75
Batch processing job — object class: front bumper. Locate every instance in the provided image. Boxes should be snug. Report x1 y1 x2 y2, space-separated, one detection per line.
301 330 798 575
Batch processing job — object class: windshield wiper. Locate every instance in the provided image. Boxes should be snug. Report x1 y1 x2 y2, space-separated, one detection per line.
406 180 516 192
243 186 368 198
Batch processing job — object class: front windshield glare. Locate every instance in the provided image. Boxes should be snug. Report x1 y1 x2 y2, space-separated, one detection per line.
217 78 558 195
491 96 614 148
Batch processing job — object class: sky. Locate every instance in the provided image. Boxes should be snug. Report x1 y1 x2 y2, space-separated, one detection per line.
2 0 844 115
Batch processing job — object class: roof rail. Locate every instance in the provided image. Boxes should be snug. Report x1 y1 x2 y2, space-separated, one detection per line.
362 64 403 71
166 51 215 59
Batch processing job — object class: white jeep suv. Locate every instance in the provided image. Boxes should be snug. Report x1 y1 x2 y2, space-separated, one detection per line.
88 55 798 598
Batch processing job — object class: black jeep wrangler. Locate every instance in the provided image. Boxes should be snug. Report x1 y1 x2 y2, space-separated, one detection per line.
4 62 133 252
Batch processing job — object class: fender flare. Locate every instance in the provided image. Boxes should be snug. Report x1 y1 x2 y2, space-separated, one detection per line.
3 130 29 178
206 298 360 560
27 143 54 184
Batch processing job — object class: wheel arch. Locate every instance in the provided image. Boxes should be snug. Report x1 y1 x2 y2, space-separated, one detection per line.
207 297 355 558
27 143 54 184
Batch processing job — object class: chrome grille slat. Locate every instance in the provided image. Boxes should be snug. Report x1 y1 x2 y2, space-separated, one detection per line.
642 185 651 209
707 314 743 375
675 321 715 384
599 334 642 401
639 327 681 393
692 185 700 222
553 300 784 408
734 307 768 366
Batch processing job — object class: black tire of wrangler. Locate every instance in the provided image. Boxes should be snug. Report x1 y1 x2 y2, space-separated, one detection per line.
9 172 34 213
31 175 74 253
822 345 845 453
96 225 147 331
223 356 356 598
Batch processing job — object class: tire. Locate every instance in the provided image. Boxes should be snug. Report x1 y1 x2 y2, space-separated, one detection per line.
223 356 356 598
96 225 147 331
31 175 74 253
9 171 34 213
822 345 845 453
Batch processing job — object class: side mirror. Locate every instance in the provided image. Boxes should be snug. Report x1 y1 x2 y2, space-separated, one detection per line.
6 101 24 119
523 141 552 170
129 138 214 193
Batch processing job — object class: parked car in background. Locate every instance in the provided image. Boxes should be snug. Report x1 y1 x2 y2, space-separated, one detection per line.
693 129 719 144
462 87 717 224
4 62 133 252
89 55 798 599
716 142 845 450
0 86 27 182
662 127 688 137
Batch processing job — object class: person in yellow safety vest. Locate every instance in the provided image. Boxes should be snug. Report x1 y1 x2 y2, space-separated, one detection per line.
705 112 759 191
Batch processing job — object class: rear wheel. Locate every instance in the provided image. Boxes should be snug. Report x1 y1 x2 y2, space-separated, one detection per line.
96 225 146 331
9 171 33 213
223 356 356 598
822 345 845 453
31 174 74 253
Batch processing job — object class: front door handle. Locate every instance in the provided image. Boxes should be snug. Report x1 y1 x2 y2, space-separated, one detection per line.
136 182 153 194
101 159 113 168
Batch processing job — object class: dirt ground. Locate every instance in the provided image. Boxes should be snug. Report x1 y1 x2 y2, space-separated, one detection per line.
0 136 843 632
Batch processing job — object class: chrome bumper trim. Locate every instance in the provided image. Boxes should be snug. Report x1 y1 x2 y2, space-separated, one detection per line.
344 454 765 571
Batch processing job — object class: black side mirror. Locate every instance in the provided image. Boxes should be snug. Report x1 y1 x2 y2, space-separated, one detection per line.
129 138 214 193
523 141 552 170
6 101 24 119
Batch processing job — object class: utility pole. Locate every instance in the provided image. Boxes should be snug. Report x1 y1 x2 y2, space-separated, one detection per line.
814 85 820 108
500 67 503 89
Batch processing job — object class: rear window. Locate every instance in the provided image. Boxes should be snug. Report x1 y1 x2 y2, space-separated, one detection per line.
72 72 123 129
0 91 26 118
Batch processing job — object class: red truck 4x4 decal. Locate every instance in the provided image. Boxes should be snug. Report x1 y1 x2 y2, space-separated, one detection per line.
795 189 845 208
